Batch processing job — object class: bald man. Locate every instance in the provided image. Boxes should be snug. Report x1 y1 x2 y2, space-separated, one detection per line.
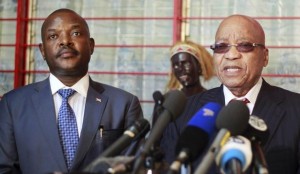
160 15 300 174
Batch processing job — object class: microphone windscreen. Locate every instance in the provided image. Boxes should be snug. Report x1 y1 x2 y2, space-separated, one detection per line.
175 126 208 160
153 90 164 104
188 102 222 134
216 100 249 135
162 90 187 121
175 102 222 161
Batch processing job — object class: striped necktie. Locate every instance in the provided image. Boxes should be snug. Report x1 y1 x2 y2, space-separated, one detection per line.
57 89 79 170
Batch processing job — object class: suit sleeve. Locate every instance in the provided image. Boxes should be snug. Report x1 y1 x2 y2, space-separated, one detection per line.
122 95 144 156
124 95 143 128
0 95 19 174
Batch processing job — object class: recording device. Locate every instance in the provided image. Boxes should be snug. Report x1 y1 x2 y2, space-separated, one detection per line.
244 115 269 174
132 90 187 174
215 135 253 174
168 102 222 174
194 100 250 174
83 118 150 173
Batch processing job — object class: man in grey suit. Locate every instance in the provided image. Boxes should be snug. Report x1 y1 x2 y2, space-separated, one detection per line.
161 15 300 173
0 8 143 174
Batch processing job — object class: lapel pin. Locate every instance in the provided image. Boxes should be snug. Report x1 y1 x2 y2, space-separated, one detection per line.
96 98 101 102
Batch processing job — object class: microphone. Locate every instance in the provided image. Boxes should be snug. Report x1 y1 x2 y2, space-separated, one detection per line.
243 115 269 174
244 115 269 145
153 90 164 105
151 90 165 144
107 157 135 174
83 118 150 173
152 90 164 126
132 90 187 174
168 102 222 174
215 135 253 174
194 100 250 174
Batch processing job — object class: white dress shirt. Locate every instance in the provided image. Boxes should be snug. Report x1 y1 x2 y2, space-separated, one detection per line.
223 78 263 114
50 73 89 137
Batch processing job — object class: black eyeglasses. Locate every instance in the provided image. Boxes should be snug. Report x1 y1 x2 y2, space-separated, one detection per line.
210 42 265 54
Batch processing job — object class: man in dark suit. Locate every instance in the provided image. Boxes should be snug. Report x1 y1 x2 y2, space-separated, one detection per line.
161 14 300 173
0 9 143 174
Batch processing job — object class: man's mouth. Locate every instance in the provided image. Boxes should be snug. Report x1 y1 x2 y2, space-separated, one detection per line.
225 68 240 72
222 66 243 76
57 48 78 58
59 52 76 58
224 66 242 72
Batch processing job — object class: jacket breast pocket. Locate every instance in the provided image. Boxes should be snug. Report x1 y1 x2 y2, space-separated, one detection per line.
100 129 124 150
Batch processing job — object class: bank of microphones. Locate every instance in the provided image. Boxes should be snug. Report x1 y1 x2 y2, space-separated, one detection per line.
132 89 187 173
193 101 270 174
168 102 222 174
81 91 269 174
81 89 187 174
83 117 150 173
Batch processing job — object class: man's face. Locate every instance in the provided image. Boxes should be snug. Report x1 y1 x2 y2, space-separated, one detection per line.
171 52 201 87
39 11 95 78
213 16 269 92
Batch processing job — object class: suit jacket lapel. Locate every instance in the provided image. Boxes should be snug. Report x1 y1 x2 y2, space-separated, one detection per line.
72 79 108 168
31 79 67 170
252 80 285 149
205 85 225 106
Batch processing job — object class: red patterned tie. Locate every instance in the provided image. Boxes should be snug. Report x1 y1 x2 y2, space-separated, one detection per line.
241 98 250 104
231 98 250 105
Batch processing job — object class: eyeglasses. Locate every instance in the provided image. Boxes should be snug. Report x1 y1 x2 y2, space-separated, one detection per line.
210 42 265 54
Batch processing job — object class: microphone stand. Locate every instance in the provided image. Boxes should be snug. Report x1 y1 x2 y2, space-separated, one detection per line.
252 143 268 174
226 158 243 174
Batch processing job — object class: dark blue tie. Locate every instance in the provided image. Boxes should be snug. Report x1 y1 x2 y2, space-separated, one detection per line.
57 89 79 170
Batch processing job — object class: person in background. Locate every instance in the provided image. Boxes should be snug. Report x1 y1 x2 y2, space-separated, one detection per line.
152 40 215 124
0 8 143 174
152 40 214 128
161 14 300 174
166 40 215 97
150 40 215 173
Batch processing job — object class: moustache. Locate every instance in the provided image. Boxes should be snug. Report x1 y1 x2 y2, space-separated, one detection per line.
56 46 79 58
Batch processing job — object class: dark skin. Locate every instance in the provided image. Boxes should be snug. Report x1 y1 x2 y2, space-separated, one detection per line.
39 9 95 87
171 52 205 97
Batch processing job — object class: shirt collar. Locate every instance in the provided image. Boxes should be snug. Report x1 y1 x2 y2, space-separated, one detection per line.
224 77 262 105
49 73 89 97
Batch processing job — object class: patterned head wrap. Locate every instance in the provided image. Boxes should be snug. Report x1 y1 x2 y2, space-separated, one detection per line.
166 40 215 92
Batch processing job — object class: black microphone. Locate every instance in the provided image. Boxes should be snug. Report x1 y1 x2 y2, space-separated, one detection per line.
153 90 164 105
194 100 250 174
168 102 222 174
243 115 269 174
83 118 150 173
132 90 187 174
152 90 164 126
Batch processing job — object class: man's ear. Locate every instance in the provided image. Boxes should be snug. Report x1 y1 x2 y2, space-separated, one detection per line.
89 38 95 55
38 43 45 59
263 48 269 67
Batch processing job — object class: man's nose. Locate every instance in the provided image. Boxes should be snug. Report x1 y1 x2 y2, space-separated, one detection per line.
59 34 74 47
224 46 241 60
